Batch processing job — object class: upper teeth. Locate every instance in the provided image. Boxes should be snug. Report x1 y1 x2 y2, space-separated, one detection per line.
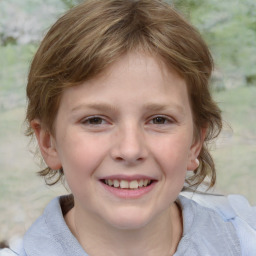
104 179 151 189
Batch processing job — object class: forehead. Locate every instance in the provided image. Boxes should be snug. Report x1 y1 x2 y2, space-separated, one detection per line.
58 52 192 117
70 52 187 95
103 52 184 87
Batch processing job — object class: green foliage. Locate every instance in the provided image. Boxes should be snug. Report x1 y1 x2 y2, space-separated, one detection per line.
1 0 254 86
170 0 256 87
0 0 65 46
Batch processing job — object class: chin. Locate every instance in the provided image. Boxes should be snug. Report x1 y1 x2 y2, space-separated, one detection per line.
104 207 155 230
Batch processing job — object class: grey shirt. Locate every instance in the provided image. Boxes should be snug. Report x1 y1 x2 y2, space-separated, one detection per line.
3 194 242 256
175 195 241 255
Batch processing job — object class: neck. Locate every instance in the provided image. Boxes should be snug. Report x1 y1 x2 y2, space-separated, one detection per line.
65 202 182 256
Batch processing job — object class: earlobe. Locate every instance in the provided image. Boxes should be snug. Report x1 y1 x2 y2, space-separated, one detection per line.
187 158 200 171
187 128 207 171
31 119 62 170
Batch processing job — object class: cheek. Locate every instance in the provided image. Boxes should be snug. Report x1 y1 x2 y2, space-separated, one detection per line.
150 135 192 167
149 135 191 188
56 135 108 183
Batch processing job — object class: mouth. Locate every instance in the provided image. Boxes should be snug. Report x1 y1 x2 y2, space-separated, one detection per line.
100 179 155 190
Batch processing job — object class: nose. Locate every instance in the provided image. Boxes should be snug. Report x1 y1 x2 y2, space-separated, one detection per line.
110 123 148 165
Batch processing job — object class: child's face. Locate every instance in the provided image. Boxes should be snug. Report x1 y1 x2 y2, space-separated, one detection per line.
41 52 202 229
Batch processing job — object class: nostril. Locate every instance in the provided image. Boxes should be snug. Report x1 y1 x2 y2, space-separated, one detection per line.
115 156 124 162
114 156 144 163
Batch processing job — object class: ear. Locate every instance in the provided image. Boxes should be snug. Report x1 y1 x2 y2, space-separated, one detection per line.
31 119 62 170
187 128 207 171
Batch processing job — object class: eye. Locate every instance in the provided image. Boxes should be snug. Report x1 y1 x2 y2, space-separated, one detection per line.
149 116 173 125
87 117 104 125
152 116 169 124
81 116 108 126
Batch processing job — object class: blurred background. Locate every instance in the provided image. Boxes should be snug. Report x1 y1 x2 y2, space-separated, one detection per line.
0 0 255 243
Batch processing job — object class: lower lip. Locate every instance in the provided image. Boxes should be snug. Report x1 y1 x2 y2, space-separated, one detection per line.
100 182 156 199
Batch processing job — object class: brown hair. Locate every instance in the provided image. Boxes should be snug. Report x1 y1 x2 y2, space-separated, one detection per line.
26 0 222 188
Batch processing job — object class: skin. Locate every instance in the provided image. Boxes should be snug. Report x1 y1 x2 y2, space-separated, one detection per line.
32 52 204 256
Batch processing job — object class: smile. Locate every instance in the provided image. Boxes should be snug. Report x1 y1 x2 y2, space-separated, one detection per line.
102 179 153 189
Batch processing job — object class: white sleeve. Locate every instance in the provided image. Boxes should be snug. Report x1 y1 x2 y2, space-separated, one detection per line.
0 237 25 256
0 248 18 256
227 195 256 256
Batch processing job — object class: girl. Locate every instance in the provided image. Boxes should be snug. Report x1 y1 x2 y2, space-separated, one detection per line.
1 0 255 255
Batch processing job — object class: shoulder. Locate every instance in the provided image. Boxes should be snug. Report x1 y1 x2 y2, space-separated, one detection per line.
225 195 256 256
179 191 256 256
180 191 256 227
0 197 67 256
22 196 68 256
176 194 241 255
0 197 64 256
21 195 86 256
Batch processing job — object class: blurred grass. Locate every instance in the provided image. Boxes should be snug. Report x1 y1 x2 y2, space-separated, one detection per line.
0 106 65 242
0 44 36 91
0 44 66 241
0 44 37 112
212 86 256 204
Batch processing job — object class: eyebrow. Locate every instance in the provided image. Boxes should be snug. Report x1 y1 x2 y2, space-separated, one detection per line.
71 102 185 115
71 103 119 113
141 103 185 114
